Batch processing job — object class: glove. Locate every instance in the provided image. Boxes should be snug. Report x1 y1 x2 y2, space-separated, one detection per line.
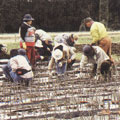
58 62 63 67
22 42 27 49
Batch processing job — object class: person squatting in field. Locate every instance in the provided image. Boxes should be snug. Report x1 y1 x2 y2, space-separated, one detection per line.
19 14 36 70
54 33 78 70
48 43 76 77
2 48 33 86
35 29 53 61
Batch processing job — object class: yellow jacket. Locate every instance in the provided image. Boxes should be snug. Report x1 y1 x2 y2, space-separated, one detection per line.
90 22 108 44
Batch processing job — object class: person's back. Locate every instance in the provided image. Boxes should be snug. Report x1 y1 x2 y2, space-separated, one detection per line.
90 22 108 43
10 55 33 79
80 45 109 67
80 45 111 78
35 29 51 41
54 34 69 46
91 46 110 68
35 29 53 60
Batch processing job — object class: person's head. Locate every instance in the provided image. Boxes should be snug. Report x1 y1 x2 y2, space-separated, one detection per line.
83 44 95 57
84 17 93 28
66 34 78 46
100 60 112 75
23 14 34 25
10 49 18 58
52 45 63 61
18 48 26 56
0 44 7 53
70 34 78 42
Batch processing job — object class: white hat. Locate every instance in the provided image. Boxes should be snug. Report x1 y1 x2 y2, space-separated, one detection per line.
35 40 43 48
52 49 63 61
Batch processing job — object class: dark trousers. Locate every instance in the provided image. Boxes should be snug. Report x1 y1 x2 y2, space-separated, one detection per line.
56 62 67 74
67 59 75 69
37 47 52 57
3 64 13 82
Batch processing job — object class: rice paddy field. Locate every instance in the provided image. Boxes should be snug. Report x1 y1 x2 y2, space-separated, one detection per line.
0 31 120 120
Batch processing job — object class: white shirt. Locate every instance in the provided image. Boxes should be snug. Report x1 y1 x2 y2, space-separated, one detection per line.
80 46 110 73
35 29 52 41
10 55 33 78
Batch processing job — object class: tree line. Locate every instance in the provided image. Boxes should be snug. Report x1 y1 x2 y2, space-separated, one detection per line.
0 0 119 33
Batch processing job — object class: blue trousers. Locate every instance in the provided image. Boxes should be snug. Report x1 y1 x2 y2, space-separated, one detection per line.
3 64 32 84
56 62 67 74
